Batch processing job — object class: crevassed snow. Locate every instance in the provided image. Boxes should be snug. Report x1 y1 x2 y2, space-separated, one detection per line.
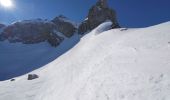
0 21 170 100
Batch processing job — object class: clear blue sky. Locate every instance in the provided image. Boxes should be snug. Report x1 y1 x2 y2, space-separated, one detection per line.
0 0 170 27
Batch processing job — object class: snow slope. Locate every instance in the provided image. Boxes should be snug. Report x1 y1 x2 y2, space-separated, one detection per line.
0 34 80 80
0 21 170 100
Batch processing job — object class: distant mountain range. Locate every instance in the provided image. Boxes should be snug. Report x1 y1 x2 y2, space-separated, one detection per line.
0 0 119 47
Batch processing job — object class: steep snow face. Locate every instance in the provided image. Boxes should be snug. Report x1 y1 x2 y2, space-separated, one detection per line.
0 22 170 100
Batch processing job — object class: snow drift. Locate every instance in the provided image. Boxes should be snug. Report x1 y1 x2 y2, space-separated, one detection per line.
0 21 170 100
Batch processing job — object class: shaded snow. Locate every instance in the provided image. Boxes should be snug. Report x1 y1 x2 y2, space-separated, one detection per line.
0 21 170 100
93 21 112 34
0 34 80 80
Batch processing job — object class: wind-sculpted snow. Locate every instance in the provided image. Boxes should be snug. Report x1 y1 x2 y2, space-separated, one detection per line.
93 21 112 34
0 22 170 100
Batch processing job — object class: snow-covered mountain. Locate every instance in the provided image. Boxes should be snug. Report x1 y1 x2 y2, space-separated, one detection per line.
0 21 170 100
0 0 120 81
0 16 77 46
0 16 80 81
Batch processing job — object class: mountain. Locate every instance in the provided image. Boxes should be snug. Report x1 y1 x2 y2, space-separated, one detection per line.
0 0 119 81
0 17 80 80
0 23 5 29
0 21 170 100
0 17 77 46
0 23 5 33
78 0 120 34
52 15 78 37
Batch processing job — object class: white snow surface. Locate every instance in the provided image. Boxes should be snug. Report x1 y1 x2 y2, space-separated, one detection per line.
0 21 170 100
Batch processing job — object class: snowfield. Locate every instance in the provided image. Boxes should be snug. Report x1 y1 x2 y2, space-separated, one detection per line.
0 21 170 100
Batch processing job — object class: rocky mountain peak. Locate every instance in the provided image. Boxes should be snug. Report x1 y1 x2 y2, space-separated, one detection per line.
52 15 77 37
0 0 121 47
58 15 67 19
0 20 64 46
78 0 120 34
96 0 108 8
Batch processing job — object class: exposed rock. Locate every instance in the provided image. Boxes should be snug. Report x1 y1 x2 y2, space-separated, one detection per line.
47 33 64 47
10 79 15 81
1 19 63 46
78 19 90 34
0 23 5 29
52 15 77 37
0 23 6 41
78 0 120 34
28 74 39 80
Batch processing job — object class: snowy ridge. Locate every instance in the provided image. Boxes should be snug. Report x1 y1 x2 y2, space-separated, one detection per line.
11 19 50 24
0 21 170 100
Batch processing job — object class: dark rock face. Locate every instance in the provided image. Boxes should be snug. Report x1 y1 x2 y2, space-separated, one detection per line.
10 79 15 81
78 0 120 34
0 23 5 29
0 23 6 41
28 74 39 80
1 19 63 46
47 33 63 47
78 20 90 34
52 15 77 37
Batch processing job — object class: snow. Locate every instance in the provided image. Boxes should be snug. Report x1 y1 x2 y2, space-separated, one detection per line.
0 21 170 100
92 21 112 34
11 19 51 25
0 34 80 80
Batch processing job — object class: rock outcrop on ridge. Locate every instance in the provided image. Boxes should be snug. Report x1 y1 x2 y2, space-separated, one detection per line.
78 0 120 34
0 0 121 46
0 19 64 46
52 15 77 37
0 15 78 46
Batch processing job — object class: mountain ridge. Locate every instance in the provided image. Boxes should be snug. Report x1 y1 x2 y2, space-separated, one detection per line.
0 21 170 100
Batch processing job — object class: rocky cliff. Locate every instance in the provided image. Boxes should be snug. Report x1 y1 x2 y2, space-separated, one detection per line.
52 15 77 37
0 0 120 46
78 0 120 34
0 16 77 47
0 23 5 29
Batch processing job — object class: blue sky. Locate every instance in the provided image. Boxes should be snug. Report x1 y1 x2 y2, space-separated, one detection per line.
0 0 170 27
